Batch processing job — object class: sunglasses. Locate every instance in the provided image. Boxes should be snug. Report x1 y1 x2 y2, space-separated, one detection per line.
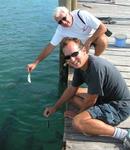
64 51 79 60
58 16 67 24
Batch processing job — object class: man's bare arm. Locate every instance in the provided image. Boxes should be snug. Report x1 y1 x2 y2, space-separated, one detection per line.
54 86 79 110
34 43 55 65
27 43 55 72
43 86 79 117
84 23 107 50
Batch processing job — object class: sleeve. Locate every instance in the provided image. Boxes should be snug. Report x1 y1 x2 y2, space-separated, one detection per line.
72 69 84 87
88 65 105 96
80 10 101 30
50 27 64 46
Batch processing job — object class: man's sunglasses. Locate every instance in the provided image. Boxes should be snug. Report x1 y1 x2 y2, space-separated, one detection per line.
64 51 79 60
58 16 67 24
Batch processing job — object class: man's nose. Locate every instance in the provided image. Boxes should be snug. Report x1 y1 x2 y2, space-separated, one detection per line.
61 20 67 24
70 56 75 62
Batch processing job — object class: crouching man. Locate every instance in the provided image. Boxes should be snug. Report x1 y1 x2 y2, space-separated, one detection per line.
44 37 130 149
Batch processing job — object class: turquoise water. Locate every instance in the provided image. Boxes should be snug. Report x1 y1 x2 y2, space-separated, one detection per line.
0 0 64 150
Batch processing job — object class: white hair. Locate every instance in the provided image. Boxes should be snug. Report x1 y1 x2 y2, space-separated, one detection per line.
53 6 69 18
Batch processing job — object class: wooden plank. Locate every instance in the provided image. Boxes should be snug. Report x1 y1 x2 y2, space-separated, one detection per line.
101 55 130 66
117 116 130 128
103 50 130 57
120 72 130 79
78 1 130 18
116 66 130 72
65 141 124 150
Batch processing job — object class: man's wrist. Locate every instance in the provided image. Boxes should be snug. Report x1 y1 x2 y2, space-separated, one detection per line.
53 104 59 111
34 60 39 65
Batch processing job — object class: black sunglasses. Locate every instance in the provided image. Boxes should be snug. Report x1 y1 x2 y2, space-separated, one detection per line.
64 51 79 60
58 16 67 24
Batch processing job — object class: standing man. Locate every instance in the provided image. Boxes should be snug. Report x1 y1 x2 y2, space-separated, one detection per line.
27 6 108 72
43 37 130 149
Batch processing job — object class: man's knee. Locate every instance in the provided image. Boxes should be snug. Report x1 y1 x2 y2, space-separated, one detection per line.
72 111 91 131
96 34 108 46
94 34 108 55
72 115 82 132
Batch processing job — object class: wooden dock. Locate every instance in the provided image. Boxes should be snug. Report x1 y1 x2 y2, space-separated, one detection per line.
63 0 130 149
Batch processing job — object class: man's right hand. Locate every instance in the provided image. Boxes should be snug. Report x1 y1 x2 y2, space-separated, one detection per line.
43 107 56 117
27 63 37 72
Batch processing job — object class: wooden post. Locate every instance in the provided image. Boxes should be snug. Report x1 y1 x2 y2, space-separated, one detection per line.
71 0 77 10
59 0 72 10
58 0 77 149
58 0 72 91
58 0 77 93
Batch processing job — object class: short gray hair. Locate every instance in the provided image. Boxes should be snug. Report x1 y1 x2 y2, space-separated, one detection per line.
53 6 69 18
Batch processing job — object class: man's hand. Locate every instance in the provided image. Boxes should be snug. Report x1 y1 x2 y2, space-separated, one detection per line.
64 110 77 119
27 63 37 72
43 107 56 117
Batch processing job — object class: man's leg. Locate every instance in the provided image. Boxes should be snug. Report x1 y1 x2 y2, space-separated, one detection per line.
72 111 115 136
72 109 129 144
72 111 130 149
94 34 108 56
68 87 88 109
65 88 130 148
66 87 114 136
64 87 88 118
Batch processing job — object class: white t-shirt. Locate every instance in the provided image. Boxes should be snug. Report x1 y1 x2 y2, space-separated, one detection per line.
50 10 101 46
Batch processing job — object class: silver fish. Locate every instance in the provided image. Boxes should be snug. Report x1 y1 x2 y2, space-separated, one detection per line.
27 73 31 83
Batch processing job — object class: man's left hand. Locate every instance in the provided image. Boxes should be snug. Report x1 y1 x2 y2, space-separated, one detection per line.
64 110 77 119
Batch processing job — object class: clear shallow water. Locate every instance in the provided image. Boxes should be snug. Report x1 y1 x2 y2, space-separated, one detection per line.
0 0 64 150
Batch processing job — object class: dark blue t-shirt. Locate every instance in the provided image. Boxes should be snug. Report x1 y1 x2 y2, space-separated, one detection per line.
72 55 130 103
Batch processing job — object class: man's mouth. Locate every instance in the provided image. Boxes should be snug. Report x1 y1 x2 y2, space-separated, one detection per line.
73 61 80 66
